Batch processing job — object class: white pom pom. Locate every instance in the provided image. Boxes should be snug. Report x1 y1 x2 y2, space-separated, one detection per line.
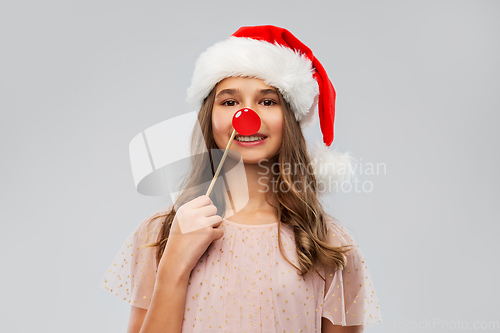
309 141 356 194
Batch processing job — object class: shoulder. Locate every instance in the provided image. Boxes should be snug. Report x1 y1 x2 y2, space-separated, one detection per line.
133 206 171 244
323 214 359 248
321 215 371 283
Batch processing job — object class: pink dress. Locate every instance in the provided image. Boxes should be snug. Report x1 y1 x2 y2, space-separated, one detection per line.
98 207 382 332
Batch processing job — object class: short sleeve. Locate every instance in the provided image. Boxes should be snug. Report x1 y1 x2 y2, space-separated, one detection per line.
98 208 167 309
321 219 382 328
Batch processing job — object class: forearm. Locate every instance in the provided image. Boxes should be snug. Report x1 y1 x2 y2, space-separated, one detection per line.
139 268 190 333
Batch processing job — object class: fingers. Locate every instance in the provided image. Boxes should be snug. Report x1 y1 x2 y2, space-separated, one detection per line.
181 195 223 235
198 204 218 218
208 217 224 242
206 215 223 226
211 219 224 228
188 195 213 209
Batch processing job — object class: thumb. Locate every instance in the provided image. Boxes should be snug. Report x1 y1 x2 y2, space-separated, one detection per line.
212 228 224 241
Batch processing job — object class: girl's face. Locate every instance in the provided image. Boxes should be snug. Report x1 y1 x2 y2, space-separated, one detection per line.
212 77 284 164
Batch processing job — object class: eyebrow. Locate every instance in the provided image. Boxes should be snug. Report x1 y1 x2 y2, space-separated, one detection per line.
215 88 278 99
260 89 279 96
216 89 239 99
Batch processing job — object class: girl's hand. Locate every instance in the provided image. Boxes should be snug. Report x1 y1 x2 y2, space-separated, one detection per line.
157 195 224 280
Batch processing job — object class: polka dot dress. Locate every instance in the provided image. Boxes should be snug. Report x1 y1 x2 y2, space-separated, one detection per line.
98 208 382 332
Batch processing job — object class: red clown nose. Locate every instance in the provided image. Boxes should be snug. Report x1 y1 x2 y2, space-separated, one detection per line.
232 108 261 136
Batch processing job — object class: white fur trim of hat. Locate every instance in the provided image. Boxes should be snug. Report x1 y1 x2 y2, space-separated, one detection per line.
186 37 319 128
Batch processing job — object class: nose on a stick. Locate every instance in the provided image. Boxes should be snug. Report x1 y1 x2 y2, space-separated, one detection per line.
232 108 261 136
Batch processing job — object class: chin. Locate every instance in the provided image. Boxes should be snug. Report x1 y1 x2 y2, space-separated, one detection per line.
241 153 277 165
241 157 264 165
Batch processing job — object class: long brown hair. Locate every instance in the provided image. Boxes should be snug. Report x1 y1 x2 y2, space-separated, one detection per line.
141 82 353 281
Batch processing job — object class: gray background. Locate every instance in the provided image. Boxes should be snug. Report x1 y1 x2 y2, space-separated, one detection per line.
1 0 499 332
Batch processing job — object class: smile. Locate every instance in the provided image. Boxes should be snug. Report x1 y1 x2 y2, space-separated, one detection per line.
234 135 268 147
235 136 267 142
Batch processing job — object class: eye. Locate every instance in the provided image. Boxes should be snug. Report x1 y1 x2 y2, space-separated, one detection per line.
221 99 237 107
261 99 277 107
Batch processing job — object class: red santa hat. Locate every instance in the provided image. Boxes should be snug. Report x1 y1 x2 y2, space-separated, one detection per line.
186 25 354 194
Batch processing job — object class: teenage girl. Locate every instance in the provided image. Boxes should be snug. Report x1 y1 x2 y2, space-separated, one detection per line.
99 25 382 333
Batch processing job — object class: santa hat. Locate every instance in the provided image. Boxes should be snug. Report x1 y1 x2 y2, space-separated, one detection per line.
186 25 355 194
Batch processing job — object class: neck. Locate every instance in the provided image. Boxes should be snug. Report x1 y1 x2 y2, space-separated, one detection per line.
222 157 277 217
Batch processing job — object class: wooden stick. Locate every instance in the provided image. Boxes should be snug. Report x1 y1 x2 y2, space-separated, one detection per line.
206 129 237 197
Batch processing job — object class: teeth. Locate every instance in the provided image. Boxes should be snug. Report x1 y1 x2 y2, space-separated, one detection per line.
235 136 266 142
